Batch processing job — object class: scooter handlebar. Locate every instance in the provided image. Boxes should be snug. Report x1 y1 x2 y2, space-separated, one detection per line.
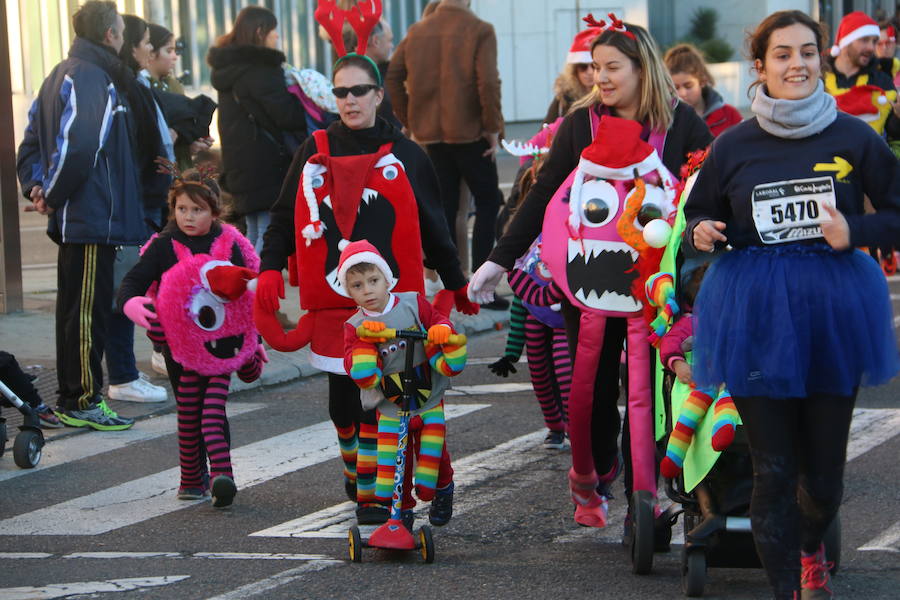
356 325 466 346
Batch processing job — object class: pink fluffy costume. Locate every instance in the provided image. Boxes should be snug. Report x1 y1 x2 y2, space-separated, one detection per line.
540 115 677 527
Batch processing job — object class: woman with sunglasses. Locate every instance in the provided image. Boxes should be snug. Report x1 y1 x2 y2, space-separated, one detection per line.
544 27 604 123
255 51 474 525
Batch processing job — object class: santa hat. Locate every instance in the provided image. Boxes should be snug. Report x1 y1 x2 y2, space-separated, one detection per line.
337 240 396 292
578 117 664 180
568 27 603 64
831 11 880 57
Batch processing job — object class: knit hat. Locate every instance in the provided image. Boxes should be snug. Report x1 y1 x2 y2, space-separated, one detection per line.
578 116 664 180
831 11 880 57
337 240 396 292
568 27 603 64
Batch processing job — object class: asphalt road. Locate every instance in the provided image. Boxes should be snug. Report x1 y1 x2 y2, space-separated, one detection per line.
2 302 900 600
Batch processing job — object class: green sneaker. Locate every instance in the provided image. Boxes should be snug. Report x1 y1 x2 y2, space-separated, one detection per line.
58 401 134 431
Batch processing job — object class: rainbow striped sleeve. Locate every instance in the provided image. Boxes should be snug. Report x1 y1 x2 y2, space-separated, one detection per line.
349 345 382 389
427 341 467 377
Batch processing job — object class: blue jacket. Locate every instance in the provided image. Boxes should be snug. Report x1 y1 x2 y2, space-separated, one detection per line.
17 37 146 246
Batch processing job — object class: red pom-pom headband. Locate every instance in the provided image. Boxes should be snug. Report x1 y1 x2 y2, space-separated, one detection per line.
582 12 636 41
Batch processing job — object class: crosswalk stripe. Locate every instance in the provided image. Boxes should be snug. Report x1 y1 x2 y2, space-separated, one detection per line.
0 404 489 536
249 429 548 538
0 551 333 561
859 520 900 553
446 382 535 396
0 403 265 482
202 561 343 600
0 576 190 600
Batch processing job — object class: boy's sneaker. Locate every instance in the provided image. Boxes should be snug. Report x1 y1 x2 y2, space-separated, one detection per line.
543 429 568 449
34 403 63 429
58 401 134 431
211 475 237 509
177 487 210 500
151 351 168 376
800 543 833 599
356 503 389 525
429 482 454 526
108 377 167 403
344 478 357 502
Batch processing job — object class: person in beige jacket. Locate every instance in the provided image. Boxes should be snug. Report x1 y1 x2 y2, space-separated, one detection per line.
386 0 507 309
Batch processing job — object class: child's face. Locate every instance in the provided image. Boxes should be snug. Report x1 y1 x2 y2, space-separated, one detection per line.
671 72 704 110
346 267 390 313
174 193 213 237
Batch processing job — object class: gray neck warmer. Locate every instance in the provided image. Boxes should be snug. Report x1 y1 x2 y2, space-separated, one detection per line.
750 80 837 139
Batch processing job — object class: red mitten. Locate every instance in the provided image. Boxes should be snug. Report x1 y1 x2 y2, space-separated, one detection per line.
453 285 480 315
256 270 285 312
207 265 257 301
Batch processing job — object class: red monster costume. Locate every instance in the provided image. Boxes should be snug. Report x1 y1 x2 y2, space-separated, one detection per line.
541 114 675 528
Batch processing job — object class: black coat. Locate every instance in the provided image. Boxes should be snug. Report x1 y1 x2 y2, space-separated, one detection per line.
208 45 308 216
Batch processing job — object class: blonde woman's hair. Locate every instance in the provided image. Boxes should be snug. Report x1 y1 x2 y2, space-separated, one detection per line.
572 22 676 131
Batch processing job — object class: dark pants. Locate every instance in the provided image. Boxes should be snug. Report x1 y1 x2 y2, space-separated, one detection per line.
327 372 377 429
426 140 502 272
56 243 116 411
732 393 855 599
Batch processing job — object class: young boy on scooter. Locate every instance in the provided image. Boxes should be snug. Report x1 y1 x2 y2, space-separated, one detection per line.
340 241 466 530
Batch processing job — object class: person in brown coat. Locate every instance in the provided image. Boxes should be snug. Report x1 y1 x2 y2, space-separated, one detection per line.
386 0 507 308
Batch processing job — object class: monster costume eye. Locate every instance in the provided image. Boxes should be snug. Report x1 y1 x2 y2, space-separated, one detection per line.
388 344 398 353
382 165 398 180
380 348 390 358
627 183 668 230
190 288 226 331
398 340 407 349
579 179 618 228
638 203 662 226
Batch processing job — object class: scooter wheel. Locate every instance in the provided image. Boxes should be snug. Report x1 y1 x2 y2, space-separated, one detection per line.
13 429 43 469
348 526 363 563
631 490 655 575
418 525 435 563
682 547 707 597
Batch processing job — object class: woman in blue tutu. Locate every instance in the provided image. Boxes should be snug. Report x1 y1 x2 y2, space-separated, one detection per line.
684 10 900 600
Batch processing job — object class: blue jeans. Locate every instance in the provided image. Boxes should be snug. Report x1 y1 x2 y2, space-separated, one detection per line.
245 210 271 255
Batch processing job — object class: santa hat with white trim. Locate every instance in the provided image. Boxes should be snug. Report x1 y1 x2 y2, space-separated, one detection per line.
337 240 396 293
567 27 603 64
831 11 880 57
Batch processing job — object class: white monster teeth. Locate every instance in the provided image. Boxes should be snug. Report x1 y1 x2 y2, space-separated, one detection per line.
323 195 332 209
210 339 218 350
361 188 378 205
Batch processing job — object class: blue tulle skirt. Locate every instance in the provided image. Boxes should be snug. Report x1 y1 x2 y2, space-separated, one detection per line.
693 244 900 398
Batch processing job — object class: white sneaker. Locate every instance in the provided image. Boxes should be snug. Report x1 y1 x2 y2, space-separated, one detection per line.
151 350 168 376
108 377 168 403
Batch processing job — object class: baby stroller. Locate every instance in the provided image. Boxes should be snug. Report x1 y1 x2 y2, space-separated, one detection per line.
0 378 45 469
649 180 840 597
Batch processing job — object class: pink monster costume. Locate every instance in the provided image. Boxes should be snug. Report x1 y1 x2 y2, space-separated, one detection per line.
541 115 676 527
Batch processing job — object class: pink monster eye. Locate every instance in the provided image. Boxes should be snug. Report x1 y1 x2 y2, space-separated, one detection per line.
579 179 618 228
189 288 226 332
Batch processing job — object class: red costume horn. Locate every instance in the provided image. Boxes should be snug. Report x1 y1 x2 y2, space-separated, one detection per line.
349 0 383 56
582 13 607 29
315 0 350 57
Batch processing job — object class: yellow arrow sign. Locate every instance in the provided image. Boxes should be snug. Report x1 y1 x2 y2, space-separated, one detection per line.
813 156 853 180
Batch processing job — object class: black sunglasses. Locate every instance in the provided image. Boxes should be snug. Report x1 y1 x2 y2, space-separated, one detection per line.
332 84 380 98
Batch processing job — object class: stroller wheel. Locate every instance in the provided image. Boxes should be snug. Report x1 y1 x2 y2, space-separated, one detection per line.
630 490 655 575
13 429 43 469
823 513 841 575
681 547 707 597
418 525 435 563
348 526 363 563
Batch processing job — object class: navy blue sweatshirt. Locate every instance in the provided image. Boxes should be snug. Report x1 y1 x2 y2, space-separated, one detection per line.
684 113 900 251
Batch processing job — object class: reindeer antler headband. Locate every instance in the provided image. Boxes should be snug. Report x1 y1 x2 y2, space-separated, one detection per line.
316 0 384 85
156 157 220 196
583 12 636 41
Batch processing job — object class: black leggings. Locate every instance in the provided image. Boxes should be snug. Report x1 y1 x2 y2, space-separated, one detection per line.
327 373 377 429
732 393 855 599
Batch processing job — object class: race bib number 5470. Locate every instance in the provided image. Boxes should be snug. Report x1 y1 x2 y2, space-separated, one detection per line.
751 176 835 244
